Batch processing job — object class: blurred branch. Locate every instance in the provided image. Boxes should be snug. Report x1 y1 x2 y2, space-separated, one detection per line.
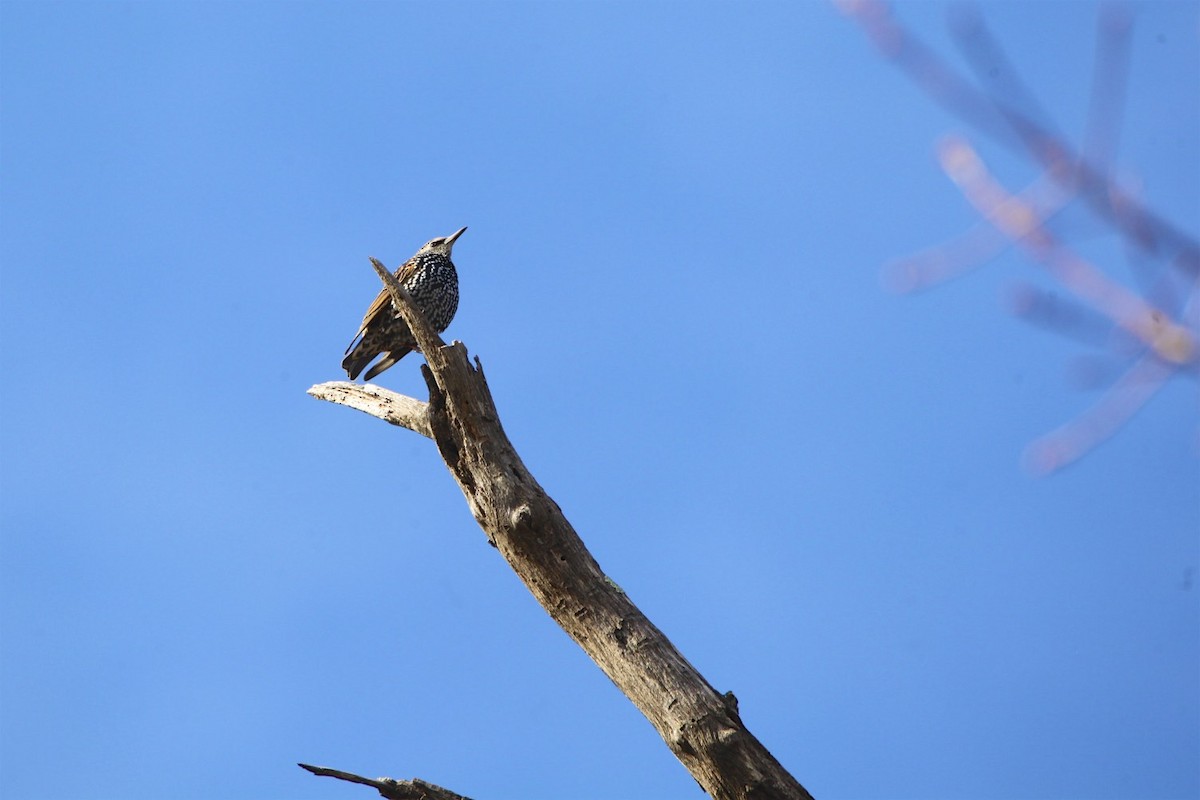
1023 353 1176 474
1081 4 1131 175
837 0 1200 276
306 259 814 800
936 135 1195 366
881 172 1070 293
839 0 1199 472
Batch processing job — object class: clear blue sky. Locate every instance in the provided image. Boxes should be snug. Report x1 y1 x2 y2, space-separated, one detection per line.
2 2 1197 799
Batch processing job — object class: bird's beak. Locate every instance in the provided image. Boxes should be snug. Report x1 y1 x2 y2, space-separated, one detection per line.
445 226 467 251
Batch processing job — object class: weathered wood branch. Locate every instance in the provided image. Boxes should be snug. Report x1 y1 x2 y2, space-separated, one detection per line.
307 381 431 437
306 257 813 800
298 763 472 800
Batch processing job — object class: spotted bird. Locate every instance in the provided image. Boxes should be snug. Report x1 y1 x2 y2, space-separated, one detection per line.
342 226 467 381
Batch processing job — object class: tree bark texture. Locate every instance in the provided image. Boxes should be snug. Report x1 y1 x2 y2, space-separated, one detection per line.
307 258 813 800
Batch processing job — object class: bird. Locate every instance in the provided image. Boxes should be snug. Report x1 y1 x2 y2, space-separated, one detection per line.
342 226 467 381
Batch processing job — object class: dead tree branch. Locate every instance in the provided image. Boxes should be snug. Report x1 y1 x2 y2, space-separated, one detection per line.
306 258 813 800
307 380 432 437
298 763 473 800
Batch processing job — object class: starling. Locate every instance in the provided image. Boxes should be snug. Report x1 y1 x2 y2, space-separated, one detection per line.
342 226 467 381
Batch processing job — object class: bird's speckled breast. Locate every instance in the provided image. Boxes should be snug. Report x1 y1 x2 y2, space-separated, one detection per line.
403 253 460 332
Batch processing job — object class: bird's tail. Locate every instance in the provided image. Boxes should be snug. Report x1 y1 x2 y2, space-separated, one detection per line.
363 348 411 381
342 344 412 381
341 333 375 380
341 349 371 381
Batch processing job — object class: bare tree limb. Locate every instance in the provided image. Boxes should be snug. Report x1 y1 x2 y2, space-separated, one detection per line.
307 381 431 438
298 763 472 800
307 258 814 800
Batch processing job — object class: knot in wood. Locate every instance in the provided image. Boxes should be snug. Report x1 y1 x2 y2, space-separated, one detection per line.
510 503 535 532
717 725 742 745
612 618 629 649
722 690 741 720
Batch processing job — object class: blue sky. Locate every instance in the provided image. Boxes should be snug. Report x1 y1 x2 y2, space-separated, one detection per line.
1 2 1197 799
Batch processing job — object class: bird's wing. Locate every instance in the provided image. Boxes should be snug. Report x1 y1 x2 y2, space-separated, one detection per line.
344 258 419 353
